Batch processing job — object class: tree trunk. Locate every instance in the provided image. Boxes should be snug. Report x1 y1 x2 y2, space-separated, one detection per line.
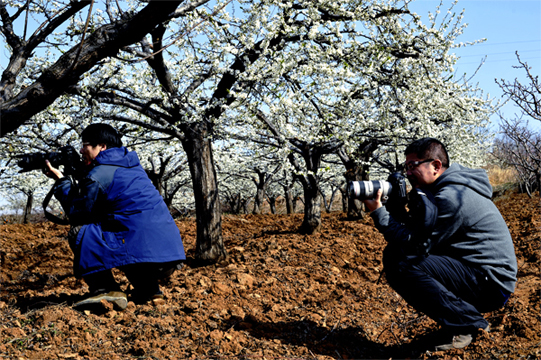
324 187 340 213
344 167 364 219
294 196 301 213
284 188 295 214
23 191 33 224
252 187 265 214
181 123 228 264
229 193 242 214
340 186 348 212
288 144 339 234
251 168 279 214
282 171 297 214
300 180 322 234
337 142 380 219
267 195 277 214
243 199 251 215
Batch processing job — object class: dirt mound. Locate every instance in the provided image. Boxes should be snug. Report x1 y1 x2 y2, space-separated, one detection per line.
1 192 539 359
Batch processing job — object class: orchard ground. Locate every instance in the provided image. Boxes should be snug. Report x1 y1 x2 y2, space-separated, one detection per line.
0 190 539 359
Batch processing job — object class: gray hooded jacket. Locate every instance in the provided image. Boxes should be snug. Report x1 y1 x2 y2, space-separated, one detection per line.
372 163 518 293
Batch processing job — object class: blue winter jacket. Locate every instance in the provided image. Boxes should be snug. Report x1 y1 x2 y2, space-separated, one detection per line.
53 147 186 276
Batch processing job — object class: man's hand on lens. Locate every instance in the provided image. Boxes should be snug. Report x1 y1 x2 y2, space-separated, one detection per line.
43 160 64 180
363 189 383 212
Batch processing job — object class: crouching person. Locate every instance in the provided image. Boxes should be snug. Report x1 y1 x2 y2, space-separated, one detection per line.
44 123 185 311
363 138 517 351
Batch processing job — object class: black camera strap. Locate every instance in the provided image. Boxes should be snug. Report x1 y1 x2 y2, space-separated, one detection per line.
42 185 70 225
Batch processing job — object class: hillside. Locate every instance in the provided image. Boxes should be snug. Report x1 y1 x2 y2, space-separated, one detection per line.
0 192 539 359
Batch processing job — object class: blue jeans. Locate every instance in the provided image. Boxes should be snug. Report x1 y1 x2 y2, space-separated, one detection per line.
383 245 510 333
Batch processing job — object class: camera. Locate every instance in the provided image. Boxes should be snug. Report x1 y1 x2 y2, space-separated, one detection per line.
348 172 407 203
16 145 83 176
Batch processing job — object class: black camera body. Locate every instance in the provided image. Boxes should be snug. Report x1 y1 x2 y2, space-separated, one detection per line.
348 172 407 203
16 145 83 176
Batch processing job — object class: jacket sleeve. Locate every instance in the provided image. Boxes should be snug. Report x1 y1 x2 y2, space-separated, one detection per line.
53 175 102 225
370 206 414 246
371 189 441 253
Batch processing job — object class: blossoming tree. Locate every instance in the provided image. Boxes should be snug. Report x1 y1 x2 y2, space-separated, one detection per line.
1 0 495 260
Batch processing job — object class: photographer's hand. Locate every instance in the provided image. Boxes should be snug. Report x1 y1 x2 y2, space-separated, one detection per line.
363 189 383 212
43 160 64 180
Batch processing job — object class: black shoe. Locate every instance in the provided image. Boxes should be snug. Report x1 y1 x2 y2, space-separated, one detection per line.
73 290 128 311
129 289 164 304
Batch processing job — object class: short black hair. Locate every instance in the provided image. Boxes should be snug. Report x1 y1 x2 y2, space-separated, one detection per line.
405 137 450 168
81 123 122 148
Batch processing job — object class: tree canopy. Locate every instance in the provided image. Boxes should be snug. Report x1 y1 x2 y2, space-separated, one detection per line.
1 0 496 261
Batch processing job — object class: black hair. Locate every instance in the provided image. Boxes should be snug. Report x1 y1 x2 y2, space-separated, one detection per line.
405 137 450 168
81 123 122 148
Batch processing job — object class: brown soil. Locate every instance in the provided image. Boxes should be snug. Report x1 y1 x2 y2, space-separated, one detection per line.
1 192 539 359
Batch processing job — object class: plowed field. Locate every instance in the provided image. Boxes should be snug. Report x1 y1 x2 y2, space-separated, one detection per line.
1 192 539 359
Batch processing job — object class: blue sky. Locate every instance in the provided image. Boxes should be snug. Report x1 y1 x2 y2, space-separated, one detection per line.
409 0 541 131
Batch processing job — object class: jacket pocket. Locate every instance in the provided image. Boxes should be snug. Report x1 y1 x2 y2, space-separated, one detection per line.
101 230 125 250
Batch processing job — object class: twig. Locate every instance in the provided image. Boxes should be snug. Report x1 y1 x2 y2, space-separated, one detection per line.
71 0 95 70
376 323 401 345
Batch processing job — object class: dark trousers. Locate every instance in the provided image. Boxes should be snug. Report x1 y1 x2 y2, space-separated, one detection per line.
84 261 181 296
383 245 509 333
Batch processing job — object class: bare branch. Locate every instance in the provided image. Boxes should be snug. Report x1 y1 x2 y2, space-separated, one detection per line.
1 1 184 137
496 52 541 122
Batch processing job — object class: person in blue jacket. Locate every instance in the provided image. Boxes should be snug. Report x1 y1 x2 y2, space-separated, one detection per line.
363 138 517 352
44 123 185 311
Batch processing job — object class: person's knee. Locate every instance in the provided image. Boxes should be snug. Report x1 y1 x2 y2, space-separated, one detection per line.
382 246 407 280
383 250 425 290
384 260 407 289
383 256 406 289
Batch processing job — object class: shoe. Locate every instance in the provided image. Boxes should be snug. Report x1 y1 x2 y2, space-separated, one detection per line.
151 290 165 300
434 333 473 351
129 289 164 304
433 324 489 351
73 290 128 311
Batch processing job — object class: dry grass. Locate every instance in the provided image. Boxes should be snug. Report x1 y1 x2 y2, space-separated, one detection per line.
485 164 517 187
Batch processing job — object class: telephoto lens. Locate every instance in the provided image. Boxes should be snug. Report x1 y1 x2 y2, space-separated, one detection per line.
16 151 66 173
15 146 82 174
348 180 392 201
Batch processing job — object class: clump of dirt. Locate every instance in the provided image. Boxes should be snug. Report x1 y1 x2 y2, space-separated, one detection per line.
1 192 539 359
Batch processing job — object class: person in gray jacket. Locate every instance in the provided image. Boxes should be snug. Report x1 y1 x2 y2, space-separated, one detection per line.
363 138 517 351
